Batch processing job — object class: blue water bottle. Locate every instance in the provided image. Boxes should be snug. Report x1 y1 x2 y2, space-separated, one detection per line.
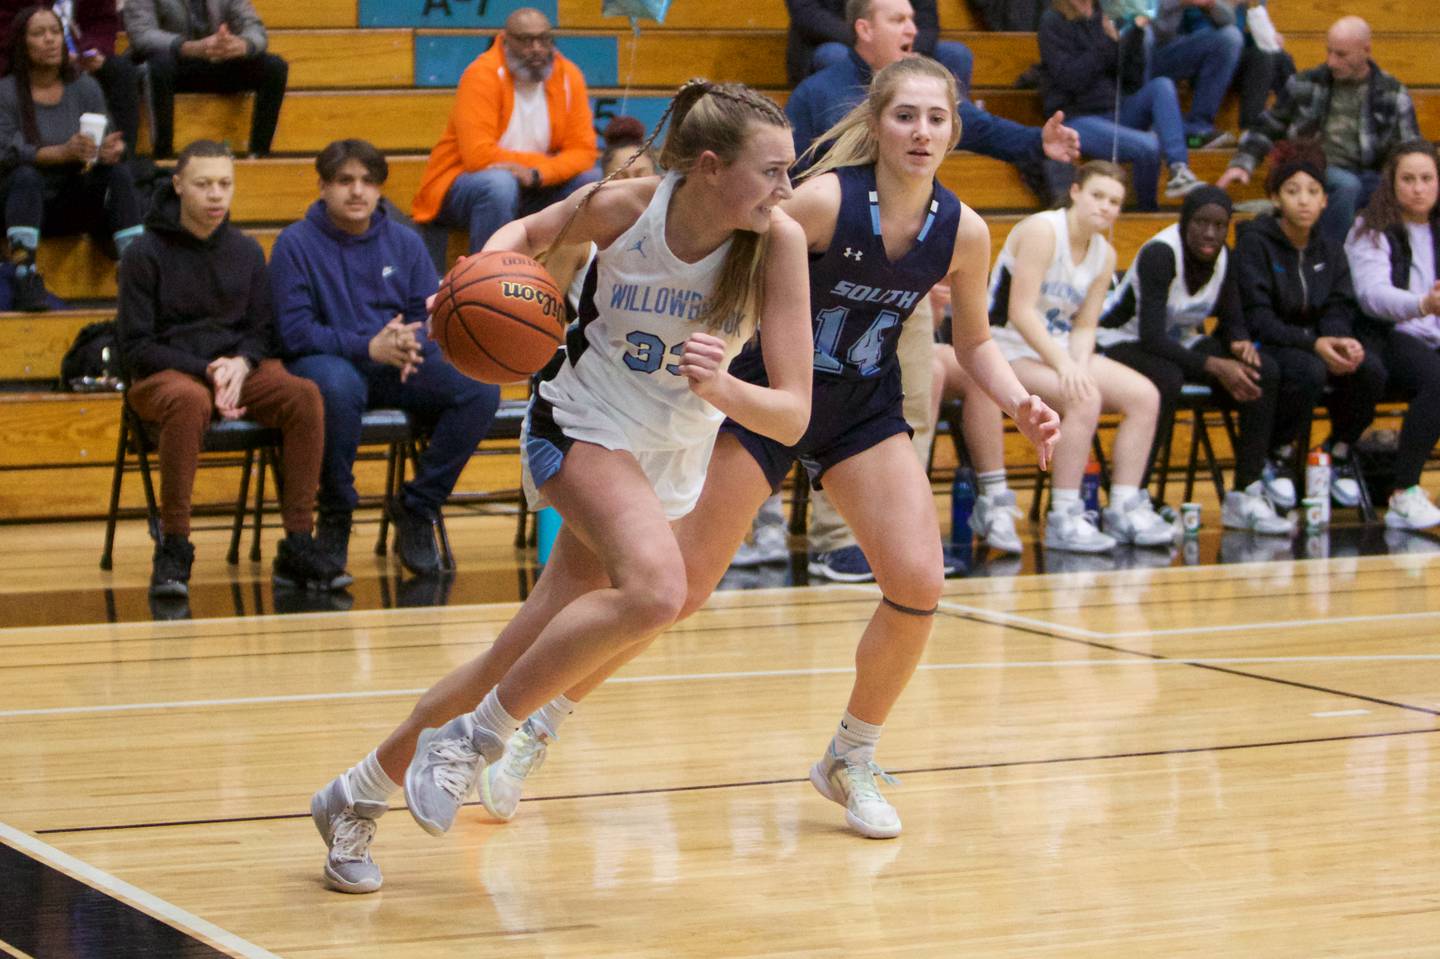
535 507 562 565
950 466 976 546
1080 458 1102 515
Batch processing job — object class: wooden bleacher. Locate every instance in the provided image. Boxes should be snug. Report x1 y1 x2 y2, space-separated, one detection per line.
3 0 1437 521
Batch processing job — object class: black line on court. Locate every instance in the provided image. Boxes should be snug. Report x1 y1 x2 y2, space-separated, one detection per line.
937 608 1440 717
35 726 1439 836
978 577 1435 617
0 841 232 958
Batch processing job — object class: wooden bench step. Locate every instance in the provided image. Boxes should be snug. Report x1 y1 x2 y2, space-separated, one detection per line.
239 0 1440 40
0 310 114 381
251 0 980 31
34 208 1222 302
224 148 1265 224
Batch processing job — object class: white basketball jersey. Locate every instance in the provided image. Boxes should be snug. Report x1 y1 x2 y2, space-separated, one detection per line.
543 172 745 451
1098 224 1227 348
989 208 1110 340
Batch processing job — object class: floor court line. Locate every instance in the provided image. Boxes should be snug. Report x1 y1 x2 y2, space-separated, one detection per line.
0 938 35 959
32 727 1440 838
0 822 280 959
5 653 1440 720
1101 608 1440 638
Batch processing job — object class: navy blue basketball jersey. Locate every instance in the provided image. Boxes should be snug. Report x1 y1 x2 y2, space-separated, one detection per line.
733 164 962 383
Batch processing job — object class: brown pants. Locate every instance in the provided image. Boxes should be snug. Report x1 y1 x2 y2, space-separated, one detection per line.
127 359 325 537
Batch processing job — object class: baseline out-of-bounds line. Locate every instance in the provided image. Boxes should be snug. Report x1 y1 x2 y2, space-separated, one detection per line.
0 821 280 959
5 653 1440 720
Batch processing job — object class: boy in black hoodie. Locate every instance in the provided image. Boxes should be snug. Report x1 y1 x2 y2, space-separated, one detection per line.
117 139 340 599
1234 140 1386 509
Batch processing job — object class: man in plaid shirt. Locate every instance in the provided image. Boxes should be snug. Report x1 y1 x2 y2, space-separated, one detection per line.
1217 15 1417 242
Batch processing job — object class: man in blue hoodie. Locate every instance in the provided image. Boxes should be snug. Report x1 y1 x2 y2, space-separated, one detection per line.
272 139 501 577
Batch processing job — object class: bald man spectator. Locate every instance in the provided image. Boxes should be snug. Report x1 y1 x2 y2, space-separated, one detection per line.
122 0 289 158
1218 16 1418 242
411 7 600 269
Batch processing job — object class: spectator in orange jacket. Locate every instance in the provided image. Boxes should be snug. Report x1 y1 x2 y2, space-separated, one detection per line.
411 7 600 269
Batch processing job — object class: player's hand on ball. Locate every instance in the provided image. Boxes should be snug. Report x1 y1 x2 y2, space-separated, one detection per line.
677 331 728 396
1016 394 1060 471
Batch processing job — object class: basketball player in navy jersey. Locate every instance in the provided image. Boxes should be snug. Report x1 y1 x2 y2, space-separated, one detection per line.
478 57 1060 840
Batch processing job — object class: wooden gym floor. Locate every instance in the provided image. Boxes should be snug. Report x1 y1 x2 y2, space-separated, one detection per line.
1 510 1438 957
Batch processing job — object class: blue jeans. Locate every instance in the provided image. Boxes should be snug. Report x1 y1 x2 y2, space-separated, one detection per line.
959 100 1073 204
812 40 975 94
1066 77 1188 210
1321 166 1381 246
1150 24 1244 135
431 166 602 258
287 348 501 517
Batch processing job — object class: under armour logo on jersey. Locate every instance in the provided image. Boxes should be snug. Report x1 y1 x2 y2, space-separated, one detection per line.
382 265 395 278
843 247 863 261
628 236 648 257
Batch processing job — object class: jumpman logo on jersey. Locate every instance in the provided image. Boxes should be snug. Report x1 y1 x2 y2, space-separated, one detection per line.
628 235 648 257
843 247 863 261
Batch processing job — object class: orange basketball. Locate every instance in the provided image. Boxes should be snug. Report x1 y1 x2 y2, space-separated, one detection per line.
431 251 565 384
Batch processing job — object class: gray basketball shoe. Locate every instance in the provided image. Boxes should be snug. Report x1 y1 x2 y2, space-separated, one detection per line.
404 712 505 836
809 744 902 839
311 775 386 894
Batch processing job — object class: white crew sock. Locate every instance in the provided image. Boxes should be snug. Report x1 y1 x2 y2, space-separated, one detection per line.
1050 488 1080 514
531 694 577 741
829 710 883 764
978 470 1008 498
1110 484 1140 508
472 688 523 747
345 749 399 805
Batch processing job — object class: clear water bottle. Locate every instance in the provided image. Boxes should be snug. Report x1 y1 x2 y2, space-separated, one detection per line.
950 466 976 545
1080 458 1102 515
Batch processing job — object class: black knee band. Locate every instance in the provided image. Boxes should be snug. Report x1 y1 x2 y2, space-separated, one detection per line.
882 595 938 617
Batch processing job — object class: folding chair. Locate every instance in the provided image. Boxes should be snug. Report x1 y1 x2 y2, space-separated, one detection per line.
99 395 281 570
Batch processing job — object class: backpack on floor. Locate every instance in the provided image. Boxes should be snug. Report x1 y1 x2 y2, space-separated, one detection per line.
59 319 121 391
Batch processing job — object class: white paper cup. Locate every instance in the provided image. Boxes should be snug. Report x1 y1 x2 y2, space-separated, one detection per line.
78 112 106 147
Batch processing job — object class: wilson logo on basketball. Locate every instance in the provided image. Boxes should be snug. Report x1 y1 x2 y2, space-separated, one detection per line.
500 281 562 321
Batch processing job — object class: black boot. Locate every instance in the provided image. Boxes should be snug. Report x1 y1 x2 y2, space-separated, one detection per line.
149 534 195 598
273 531 347 591
315 511 354 587
12 263 50 312
387 498 440 575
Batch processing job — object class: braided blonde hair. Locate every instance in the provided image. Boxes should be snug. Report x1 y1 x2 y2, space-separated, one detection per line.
548 79 790 337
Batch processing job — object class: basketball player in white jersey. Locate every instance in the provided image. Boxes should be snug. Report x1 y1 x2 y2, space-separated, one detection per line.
984 161 1171 552
309 80 813 893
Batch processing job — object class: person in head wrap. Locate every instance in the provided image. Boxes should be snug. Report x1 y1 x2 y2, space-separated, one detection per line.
1232 139 1385 518
1098 183 1294 533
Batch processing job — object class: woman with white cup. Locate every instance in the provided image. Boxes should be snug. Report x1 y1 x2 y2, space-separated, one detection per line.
0 5 141 310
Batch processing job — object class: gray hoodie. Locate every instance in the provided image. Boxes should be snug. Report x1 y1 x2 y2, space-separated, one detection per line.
121 0 267 60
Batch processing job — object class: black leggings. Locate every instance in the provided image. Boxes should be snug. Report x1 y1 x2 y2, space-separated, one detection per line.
1103 336 1279 490
1264 343 1386 452
0 161 141 252
1367 327 1440 487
